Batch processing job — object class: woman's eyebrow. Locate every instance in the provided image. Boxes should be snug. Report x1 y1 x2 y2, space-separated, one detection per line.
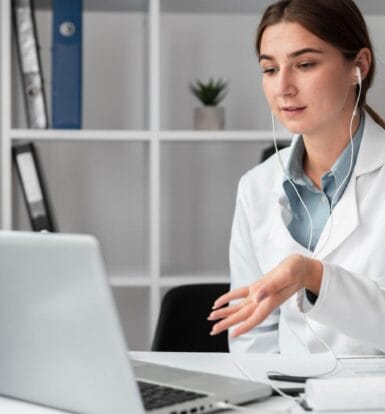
259 47 325 62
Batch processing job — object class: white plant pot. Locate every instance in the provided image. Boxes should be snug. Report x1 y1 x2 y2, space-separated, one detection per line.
194 106 225 130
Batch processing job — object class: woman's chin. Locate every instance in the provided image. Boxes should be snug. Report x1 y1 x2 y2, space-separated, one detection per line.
273 116 303 135
276 122 303 135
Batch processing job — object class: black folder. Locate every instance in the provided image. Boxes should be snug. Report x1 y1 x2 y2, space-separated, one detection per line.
13 143 57 232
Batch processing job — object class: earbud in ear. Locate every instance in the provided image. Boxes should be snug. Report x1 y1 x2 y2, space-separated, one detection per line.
355 66 362 86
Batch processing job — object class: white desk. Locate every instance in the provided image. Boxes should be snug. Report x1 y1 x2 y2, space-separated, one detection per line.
0 352 384 413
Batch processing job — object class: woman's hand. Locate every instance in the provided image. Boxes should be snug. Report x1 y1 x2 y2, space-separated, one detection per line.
207 254 323 338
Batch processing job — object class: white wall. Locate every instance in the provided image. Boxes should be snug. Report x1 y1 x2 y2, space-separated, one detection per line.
160 13 269 130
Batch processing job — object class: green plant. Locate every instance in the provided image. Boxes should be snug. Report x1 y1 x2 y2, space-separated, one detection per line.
189 78 228 106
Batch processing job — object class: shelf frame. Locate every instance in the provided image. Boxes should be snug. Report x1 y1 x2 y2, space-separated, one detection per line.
0 0 12 230
10 129 151 141
10 129 291 142
148 0 161 339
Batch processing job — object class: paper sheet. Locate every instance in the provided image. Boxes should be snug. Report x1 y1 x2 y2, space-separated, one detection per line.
339 356 385 375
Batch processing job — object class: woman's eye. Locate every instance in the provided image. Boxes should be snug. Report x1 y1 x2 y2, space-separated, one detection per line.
298 62 315 70
262 67 278 75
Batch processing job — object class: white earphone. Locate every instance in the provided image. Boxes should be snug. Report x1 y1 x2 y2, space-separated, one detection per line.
355 66 362 86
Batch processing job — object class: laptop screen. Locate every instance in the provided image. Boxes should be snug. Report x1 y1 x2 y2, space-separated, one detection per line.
0 231 144 414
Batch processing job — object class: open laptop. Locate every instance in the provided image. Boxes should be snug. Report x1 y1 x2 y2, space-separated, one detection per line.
0 231 271 414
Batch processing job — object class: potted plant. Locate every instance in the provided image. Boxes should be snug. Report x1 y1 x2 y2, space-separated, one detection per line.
189 78 228 130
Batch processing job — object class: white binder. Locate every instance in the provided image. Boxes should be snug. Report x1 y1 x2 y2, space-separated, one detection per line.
12 0 48 129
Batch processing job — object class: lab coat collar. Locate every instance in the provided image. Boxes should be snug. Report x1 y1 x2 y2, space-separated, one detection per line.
353 112 385 177
270 113 385 260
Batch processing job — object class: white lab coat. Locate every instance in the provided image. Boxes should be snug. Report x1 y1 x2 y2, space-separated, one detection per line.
229 113 385 355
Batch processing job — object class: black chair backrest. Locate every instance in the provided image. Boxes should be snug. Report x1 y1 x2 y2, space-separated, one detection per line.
261 143 289 162
151 283 230 352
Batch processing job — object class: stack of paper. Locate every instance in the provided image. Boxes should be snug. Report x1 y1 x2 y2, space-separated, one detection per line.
305 376 385 411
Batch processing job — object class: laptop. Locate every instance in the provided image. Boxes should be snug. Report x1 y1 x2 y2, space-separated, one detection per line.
0 231 271 414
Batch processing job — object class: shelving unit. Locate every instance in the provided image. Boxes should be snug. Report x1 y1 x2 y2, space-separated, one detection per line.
2 0 385 350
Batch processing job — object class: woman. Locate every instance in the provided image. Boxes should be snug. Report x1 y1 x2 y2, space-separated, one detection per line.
208 0 385 354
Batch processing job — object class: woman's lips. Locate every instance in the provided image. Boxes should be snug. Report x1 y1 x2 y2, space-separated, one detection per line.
281 106 306 115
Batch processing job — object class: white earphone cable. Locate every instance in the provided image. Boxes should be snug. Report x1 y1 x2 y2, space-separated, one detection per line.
269 68 362 378
227 70 363 407
272 114 314 251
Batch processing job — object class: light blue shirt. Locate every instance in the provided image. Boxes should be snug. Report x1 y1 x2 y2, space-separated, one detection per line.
283 114 365 251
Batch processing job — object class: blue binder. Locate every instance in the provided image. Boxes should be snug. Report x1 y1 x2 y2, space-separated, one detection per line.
52 0 82 129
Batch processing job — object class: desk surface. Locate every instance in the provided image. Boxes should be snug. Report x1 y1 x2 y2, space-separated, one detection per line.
0 352 384 413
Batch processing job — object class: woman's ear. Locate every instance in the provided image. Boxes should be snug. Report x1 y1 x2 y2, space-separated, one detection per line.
354 47 372 81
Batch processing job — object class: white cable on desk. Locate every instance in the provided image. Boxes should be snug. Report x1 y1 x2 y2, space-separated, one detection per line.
232 358 302 410
215 400 293 413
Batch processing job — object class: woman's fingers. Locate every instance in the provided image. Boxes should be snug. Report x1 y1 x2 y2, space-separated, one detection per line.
208 255 316 337
210 302 255 335
207 302 243 321
212 286 249 309
210 281 301 338
229 296 279 338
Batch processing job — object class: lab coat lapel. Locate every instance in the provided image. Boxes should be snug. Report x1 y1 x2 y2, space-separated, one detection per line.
313 177 358 259
269 194 309 253
259 148 309 272
259 201 308 272
314 114 385 259
266 114 385 262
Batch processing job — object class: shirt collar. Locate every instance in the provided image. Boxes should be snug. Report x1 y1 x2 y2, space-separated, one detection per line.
329 114 365 189
283 113 365 190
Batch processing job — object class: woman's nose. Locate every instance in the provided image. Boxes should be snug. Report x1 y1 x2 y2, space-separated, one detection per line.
277 70 297 97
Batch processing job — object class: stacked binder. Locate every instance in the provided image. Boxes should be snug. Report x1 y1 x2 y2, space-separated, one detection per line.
13 143 57 232
12 1 62 232
52 0 83 128
12 0 48 129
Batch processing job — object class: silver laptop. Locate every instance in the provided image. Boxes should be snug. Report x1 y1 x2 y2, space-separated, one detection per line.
0 231 271 414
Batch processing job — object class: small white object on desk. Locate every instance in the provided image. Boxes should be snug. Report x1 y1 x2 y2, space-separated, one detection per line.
304 376 385 411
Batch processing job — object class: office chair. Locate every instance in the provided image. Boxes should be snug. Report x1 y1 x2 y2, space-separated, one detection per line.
152 283 230 352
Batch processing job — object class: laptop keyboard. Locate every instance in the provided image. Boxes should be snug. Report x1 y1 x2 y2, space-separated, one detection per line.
138 380 208 411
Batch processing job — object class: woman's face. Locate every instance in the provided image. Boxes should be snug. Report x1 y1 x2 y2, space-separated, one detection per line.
259 21 357 137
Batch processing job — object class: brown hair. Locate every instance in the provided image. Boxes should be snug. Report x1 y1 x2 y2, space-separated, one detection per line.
256 0 385 129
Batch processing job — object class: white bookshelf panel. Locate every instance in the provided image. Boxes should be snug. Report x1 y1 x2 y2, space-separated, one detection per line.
12 141 150 280
11 129 151 141
159 130 291 141
160 275 229 287
160 141 268 277
112 286 151 351
35 0 149 13
12 7 148 130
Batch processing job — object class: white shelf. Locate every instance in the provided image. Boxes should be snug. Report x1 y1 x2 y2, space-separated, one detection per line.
10 129 291 142
35 0 148 12
11 129 151 142
159 130 291 142
160 275 229 287
109 274 229 287
34 0 385 14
